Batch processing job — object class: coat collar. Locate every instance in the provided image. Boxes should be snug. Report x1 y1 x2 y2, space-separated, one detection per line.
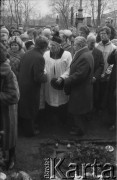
71 46 89 65
34 47 44 56
98 40 111 47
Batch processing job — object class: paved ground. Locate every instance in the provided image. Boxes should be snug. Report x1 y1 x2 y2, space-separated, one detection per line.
34 109 116 142
3 110 116 180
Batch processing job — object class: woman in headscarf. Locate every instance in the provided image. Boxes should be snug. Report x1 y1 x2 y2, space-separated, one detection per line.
0 43 19 169
8 36 25 79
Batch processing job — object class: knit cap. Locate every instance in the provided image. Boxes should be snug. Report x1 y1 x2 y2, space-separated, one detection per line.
0 27 9 36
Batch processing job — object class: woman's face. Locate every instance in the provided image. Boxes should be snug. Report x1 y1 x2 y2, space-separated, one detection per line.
13 31 20 36
11 42 20 52
79 30 87 38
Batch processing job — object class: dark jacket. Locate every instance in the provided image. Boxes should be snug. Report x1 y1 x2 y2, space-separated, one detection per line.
107 49 117 114
18 48 46 119
92 47 104 79
0 60 19 150
64 47 94 115
107 25 116 40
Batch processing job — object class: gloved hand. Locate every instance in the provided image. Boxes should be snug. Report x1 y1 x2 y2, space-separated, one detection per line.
50 77 64 90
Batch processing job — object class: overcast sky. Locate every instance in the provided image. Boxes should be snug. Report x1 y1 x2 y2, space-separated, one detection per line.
30 0 117 17
4 0 117 18
30 0 52 17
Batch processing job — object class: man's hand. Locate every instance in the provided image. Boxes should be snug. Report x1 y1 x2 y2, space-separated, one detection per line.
50 77 64 90
56 77 63 85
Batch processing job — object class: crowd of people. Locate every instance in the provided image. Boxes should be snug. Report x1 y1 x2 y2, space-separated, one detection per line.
0 16 117 170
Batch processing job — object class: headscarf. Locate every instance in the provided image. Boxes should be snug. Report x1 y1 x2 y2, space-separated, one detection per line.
9 36 23 49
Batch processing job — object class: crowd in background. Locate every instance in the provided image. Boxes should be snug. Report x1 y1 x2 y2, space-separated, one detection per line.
0 16 117 170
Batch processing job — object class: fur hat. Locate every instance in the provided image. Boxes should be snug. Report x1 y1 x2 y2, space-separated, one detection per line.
43 28 51 36
20 33 29 40
9 36 23 48
13 29 22 35
0 27 9 36
63 30 72 37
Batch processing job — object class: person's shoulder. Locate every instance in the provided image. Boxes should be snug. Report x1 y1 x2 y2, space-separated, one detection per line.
93 47 103 54
43 50 50 59
81 50 92 62
84 49 94 59
63 50 72 57
107 42 117 51
44 50 50 56
111 42 116 49
96 41 102 47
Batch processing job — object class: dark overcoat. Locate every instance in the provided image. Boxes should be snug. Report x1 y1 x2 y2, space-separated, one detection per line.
18 48 46 119
64 47 94 115
92 47 104 79
92 47 104 106
0 61 19 150
107 49 117 114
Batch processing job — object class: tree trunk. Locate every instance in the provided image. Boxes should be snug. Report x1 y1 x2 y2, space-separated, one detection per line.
97 0 101 26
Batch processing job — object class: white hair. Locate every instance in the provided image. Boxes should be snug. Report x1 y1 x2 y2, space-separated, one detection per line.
87 33 96 42
75 36 87 48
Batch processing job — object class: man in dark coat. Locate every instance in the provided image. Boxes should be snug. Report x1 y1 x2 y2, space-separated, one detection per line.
87 33 104 111
18 36 48 136
64 36 94 136
107 49 116 130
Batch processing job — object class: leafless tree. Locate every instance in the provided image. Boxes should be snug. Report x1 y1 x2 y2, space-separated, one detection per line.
21 0 36 28
1 0 36 28
50 0 79 29
83 0 111 27
8 0 22 28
